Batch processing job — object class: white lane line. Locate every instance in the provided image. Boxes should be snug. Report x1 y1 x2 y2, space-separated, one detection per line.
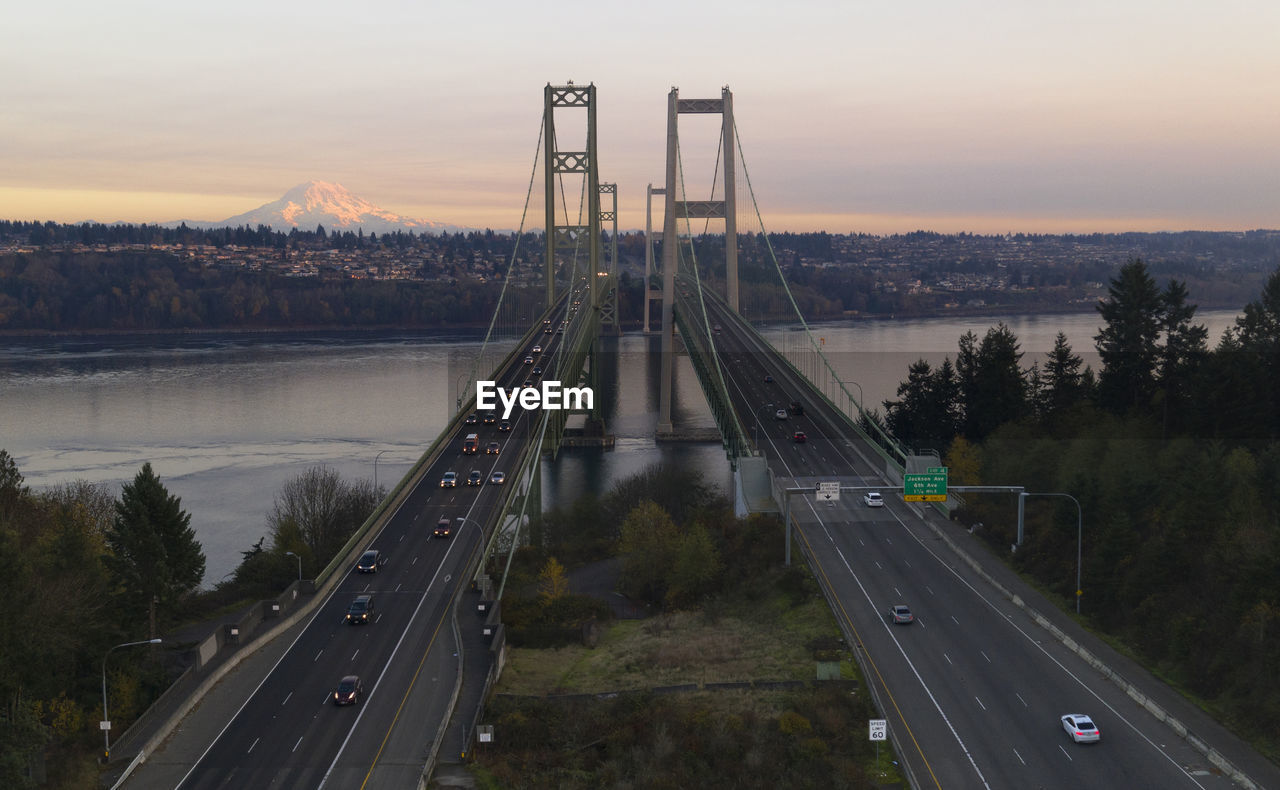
980 650 991 663
1059 744 1072 761
874 560 882 569
175 461 428 790
894 587 902 597
292 736 304 753
1013 748 1025 765
859 538 865 546
247 737 259 754
951 615 960 625
1016 693 1028 708
395 583 401 592
313 650 322 662
926 585 935 596
281 692 292 706
412 556 418 565
943 653 953 666
975 696 986 711
885 537 893 544
878 504 1210 788
375 614 382 623
351 649 360 661
399 534 404 542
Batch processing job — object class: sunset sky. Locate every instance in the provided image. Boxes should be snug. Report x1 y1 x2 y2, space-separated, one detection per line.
3 0 1277 234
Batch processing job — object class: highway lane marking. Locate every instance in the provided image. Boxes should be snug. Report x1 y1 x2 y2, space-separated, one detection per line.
247 737 259 754
352 649 360 661
951 615 960 625
926 585 935 595
878 495 1211 788
292 736 304 753
412 556 418 565
1059 744 1072 761
1016 692 1028 708
974 696 986 711
375 614 382 623
943 653 953 666
894 587 903 597
318 520 474 789
314 650 323 662
980 650 991 664
805 504 989 788
395 583 401 592
282 692 292 706
874 560 882 569
173 445 440 790
717 354 948 788
1013 747 1025 765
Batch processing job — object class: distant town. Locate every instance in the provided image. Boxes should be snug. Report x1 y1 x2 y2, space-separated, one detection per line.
1 221 1278 332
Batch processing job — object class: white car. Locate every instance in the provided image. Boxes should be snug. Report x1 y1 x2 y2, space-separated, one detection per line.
774 408 788 420
863 492 884 507
1062 714 1100 743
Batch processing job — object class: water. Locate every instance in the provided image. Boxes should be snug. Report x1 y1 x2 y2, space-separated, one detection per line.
0 310 1241 583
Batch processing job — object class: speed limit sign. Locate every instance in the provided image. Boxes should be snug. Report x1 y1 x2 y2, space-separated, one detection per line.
869 719 887 741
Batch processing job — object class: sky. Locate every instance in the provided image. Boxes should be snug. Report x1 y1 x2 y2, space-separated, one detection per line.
2 0 1278 235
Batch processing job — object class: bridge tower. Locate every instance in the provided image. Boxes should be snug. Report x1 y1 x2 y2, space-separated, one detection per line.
542 83 601 309
658 86 739 433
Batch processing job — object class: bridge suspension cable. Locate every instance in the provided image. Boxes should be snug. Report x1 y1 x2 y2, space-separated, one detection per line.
730 119 910 468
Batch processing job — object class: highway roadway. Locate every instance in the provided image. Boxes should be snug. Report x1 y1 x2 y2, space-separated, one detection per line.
696 292 1239 790
174 290 584 789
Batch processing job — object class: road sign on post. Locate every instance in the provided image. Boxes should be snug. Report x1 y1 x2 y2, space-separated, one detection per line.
817 481 840 502
869 719 887 740
904 469 947 502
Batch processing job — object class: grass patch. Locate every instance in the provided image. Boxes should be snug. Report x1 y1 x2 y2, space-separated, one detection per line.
496 574 841 695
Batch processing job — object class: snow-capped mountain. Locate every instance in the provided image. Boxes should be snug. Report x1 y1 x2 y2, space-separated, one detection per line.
189 181 467 235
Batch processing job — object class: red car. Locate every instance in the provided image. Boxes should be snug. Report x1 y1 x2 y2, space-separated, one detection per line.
793 431 807 443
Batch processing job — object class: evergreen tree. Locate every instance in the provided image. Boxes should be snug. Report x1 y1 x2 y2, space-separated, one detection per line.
1039 332 1087 419
959 323 1028 441
1095 259 1163 415
1156 279 1208 434
105 463 205 637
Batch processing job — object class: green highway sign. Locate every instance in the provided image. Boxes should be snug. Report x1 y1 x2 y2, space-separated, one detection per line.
904 469 948 502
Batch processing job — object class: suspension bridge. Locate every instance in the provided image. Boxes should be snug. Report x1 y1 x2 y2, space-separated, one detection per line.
118 83 1256 790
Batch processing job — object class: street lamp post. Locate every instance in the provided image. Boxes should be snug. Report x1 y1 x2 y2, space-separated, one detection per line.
285 550 302 582
455 372 472 414
374 450 389 491
1020 492 1084 614
102 638 162 759
753 403 776 452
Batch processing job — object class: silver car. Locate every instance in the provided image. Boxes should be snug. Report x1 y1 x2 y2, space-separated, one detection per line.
1061 714 1100 743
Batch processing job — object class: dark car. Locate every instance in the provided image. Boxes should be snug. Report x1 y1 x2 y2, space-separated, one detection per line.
345 594 374 624
434 517 453 538
789 401 805 416
793 430 807 443
467 470 483 486
333 675 363 706
532 366 542 375
482 411 497 425
486 441 500 455
489 471 506 485
355 550 384 573
763 374 774 383
464 413 478 425
498 420 512 432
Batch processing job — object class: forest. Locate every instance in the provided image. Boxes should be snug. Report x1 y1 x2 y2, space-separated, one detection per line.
879 259 1280 754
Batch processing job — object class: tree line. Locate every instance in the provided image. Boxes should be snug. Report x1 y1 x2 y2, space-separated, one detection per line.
0 455 377 788
0 251 526 331
880 259 1280 753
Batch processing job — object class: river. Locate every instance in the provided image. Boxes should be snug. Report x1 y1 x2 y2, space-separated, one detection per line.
0 310 1241 583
